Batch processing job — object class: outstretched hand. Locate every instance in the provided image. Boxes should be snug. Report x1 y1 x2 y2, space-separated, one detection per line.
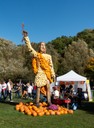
22 30 28 37
22 30 28 42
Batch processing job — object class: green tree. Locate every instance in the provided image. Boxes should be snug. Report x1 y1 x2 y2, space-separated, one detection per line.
77 29 94 50
50 36 73 55
0 38 29 81
61 39 94 76
85 57 94 78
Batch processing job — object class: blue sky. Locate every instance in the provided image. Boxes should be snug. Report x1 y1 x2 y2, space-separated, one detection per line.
0 0 94 45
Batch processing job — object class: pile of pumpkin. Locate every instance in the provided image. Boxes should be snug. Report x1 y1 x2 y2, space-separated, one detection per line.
15 102 73 116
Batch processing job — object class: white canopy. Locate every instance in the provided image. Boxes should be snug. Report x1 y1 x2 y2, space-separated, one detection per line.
57 70 87 82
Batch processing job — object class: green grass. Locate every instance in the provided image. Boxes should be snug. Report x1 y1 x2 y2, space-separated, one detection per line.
0 99 94 128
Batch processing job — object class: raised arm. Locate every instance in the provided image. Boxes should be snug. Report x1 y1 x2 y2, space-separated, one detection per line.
22 31 37 57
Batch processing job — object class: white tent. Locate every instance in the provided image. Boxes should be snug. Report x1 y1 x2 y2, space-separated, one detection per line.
56 70 93 101
57 70 87 82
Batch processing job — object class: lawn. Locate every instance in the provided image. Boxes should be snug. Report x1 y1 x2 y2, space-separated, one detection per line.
0 99 94 128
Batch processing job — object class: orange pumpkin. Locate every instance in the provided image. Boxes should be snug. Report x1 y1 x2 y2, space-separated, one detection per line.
32 111 37 116
55 111 61 115
60 110 64 114
29 102 33 105
15 105 20 111
45 111 50 116
38 112 44 116
20 107 24 112
27 111 31 115
68 110 74 114
50 111 55 115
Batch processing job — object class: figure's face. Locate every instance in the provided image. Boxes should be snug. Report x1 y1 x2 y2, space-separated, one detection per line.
39 42 46 53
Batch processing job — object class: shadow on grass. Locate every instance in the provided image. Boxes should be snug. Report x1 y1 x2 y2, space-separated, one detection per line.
79 101 94 115
0 100 19 106
0 98 33 106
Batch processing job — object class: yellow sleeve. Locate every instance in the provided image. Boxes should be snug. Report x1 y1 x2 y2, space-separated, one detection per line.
24 36 37 57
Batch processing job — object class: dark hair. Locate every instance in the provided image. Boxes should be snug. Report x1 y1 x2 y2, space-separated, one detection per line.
69 85 73 89
23 30 28 35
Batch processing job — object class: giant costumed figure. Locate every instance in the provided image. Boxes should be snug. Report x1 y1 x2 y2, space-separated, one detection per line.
22 30 55 106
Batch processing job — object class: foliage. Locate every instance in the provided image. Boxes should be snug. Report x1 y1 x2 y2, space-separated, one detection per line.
77 29 94 50
0 28 94 80
85 57 94 78
61 39 94 76
50 36 73 55
0 38 29 81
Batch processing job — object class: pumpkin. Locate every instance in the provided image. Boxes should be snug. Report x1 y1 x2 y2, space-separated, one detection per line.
15 102 74 116
29 102 33 105
20 107 24 112
68 110 74 114
38 112 44 116
45 111 50 116
19 102 23 106
27 111 31 115
50 111 55 115
32 111 37 116
15 105 20 111
64 110 68 114
55 111 61 115
60 110 64 114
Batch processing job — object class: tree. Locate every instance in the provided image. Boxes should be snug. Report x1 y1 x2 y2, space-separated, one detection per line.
0 38 29 80
50 36 73 55
85 57 94 78
77 29 94 50
61 39 94 76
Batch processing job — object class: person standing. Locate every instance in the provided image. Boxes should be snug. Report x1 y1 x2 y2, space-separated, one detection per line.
1 80 7 101
32 84 37 99
52 86 60 99
7 79 13 102
27 82 33 99
22 30 55 106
